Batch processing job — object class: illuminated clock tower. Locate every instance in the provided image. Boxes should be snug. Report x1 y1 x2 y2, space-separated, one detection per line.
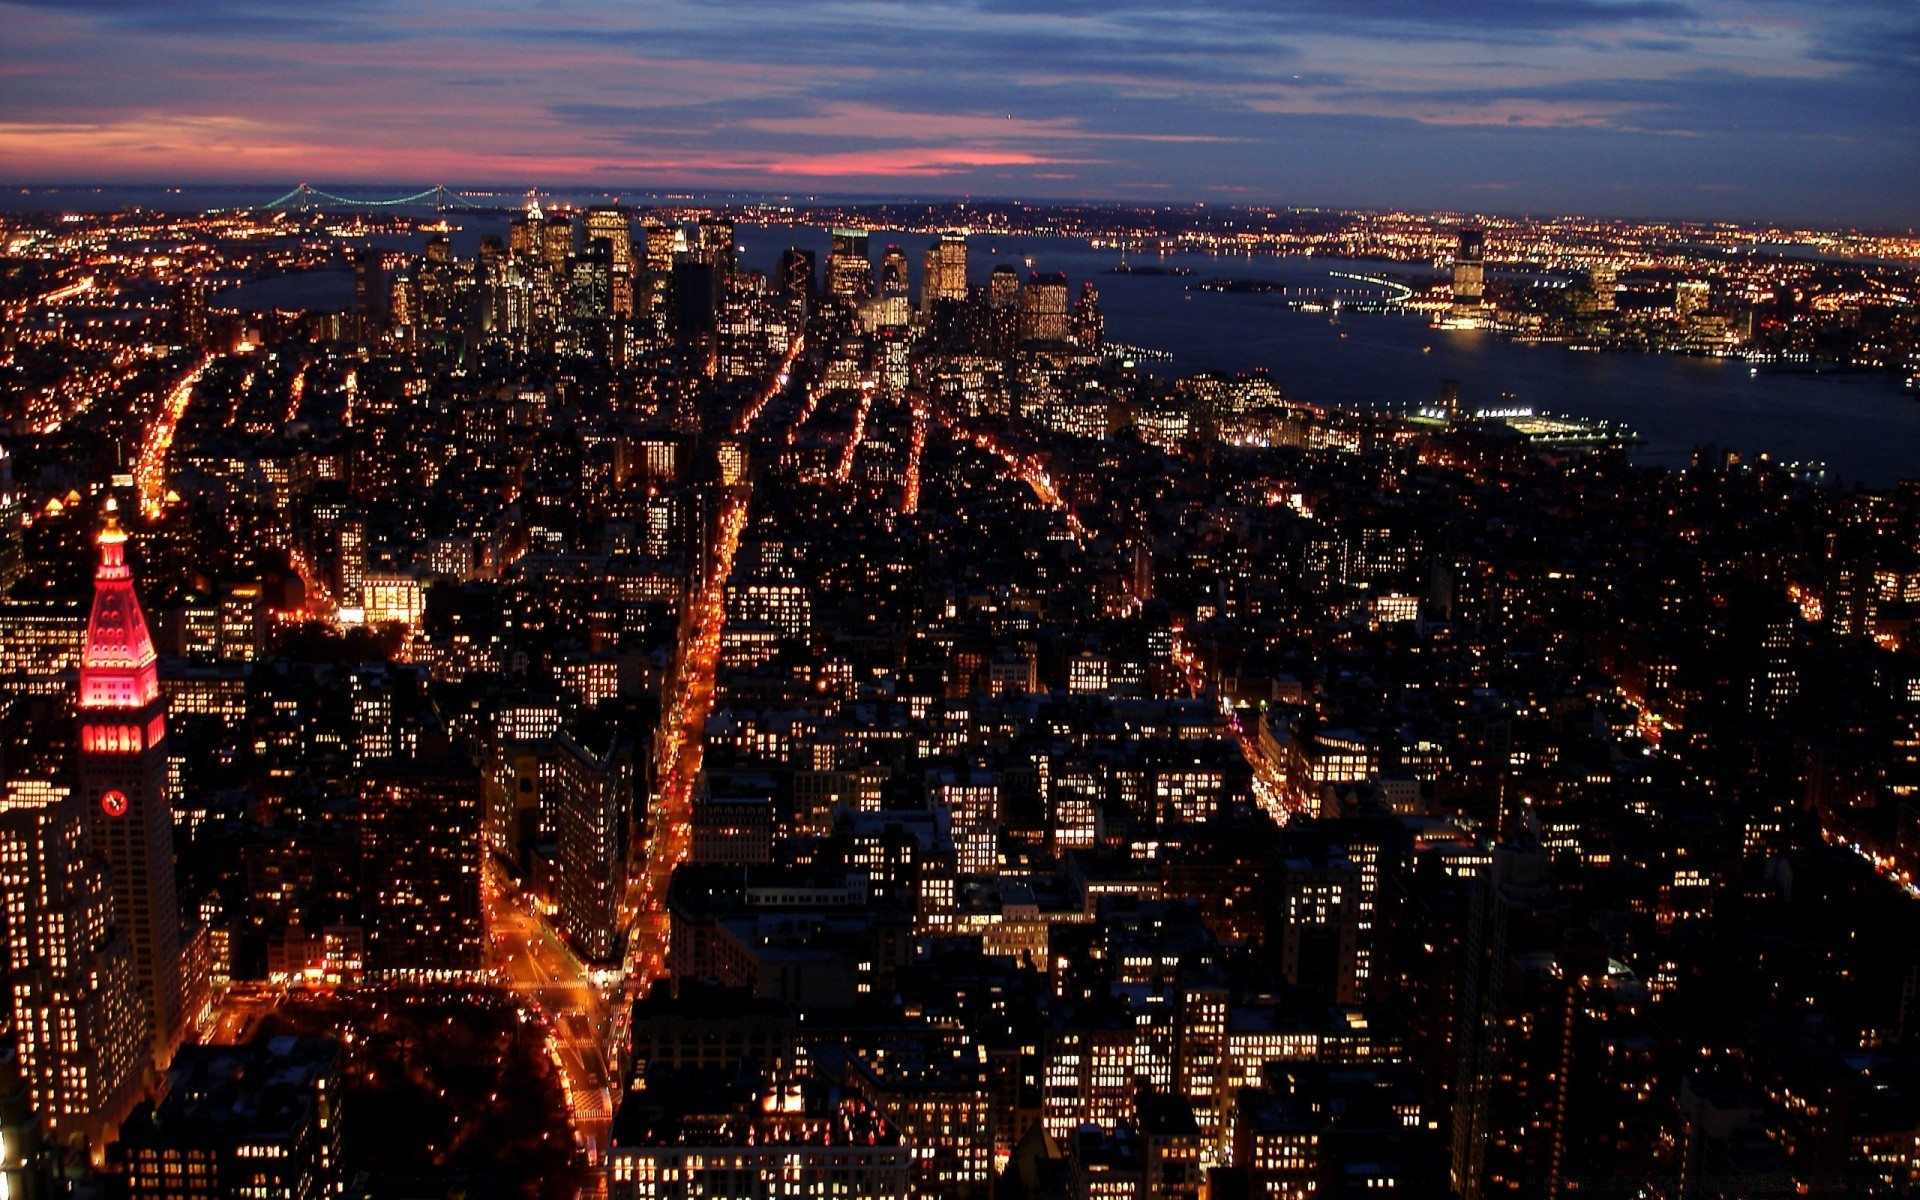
76 502 184 1069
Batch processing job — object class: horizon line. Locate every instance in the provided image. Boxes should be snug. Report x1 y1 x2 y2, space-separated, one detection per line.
3 180 1915 237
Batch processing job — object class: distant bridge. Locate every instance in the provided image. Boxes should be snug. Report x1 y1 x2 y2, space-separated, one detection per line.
1326 271 1415 305
259 183 494 213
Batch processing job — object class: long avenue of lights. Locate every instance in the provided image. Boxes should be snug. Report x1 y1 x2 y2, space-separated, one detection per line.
624 489 749 985
625 329 805 988
135 351 214 519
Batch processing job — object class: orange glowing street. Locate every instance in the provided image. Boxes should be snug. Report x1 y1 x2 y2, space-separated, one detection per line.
134 351 214 519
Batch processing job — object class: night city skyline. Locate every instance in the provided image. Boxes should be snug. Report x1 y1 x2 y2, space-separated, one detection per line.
2 0 1918 226
2 4 1920 1200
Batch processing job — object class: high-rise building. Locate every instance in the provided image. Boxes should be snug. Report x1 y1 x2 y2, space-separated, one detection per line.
553 732 631 965
0 444 23 593
586 206 634 273
696 218 735 280
0 779 146 1151
509 212 544 263
336 519 365 613
76 504 186 1070
351 250 385 341
1451 227 1485 310
170 279 208 350
1451 836 1552 1200
879 246 910 299
777 247 817 304
359 760 484 978
644 225 678 276
827 229 873 303
1588 263 1618 313
574 240 614 322
922 231 967 313
1072 281 1104 351
1675 279 1710 324
988 264 1021 353
542 216 576 275
1018 272 1071 345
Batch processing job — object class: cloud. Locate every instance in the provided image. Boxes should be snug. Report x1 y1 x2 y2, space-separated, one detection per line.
0 0 1912 224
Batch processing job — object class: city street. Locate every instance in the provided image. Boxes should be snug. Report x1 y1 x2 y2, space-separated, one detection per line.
486 872 616 1165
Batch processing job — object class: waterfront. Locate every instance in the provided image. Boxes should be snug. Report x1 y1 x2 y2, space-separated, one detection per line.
220 219 1920 484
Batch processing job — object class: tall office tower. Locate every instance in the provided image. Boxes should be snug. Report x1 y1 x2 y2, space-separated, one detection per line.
337 519 365 612
1741 600 1799 722
1450 837 1551 1200
1588 263 1618 313
359 761 484 978
1017 272 1071 344
988 264 1021 311
1438 378 1463 423
170 278 207 350
644 224 678 276
0 780 145 1152
777 247 817 306
1072 281 1104 351
509 210 544 263
610 266 635 321
76 505 185 1070
542 215 575 275
827 228 874 303
1451 227 1486 310
697 218 736 276
879 246 910 298
351 249 385 340
0 444 23 593
1675 279 1710 324
475 235 509 335
417 235 453 331
574 240 614 321
553 732 631 965
922 231 968 313
672 257 723 337
987 263 1022 353
586 206 634 273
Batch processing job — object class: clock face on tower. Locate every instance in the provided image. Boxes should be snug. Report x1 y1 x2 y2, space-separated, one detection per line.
100 789 129 818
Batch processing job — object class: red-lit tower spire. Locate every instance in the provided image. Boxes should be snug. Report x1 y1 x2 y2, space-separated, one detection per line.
77 500 184 1070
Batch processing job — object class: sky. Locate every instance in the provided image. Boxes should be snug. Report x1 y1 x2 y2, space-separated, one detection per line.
0 0 1915 227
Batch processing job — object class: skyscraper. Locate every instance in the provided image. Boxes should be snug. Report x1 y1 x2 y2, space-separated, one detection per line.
1018 272 1071 345
1675 279 1710 324
988 265 1022 354
0 779 146 1152
644 224 677 276
352 250 385 342
540 215 575 276
586 206 634 273
1588 264 1618 313
359 760 484 978
696 218 735 280
922 231 968 313
1448 226 1486 328
170 279 207 350
553 732 631 965
827 229 873 303
0 444 23 593
879 246 910 299
76 503 186 1070
777 247 817 307
1072 281 1104 351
